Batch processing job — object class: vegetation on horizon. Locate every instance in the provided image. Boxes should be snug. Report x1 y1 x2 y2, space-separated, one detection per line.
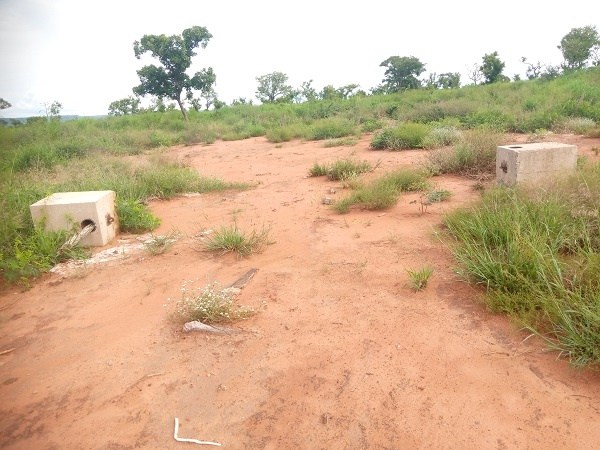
1 62 599 299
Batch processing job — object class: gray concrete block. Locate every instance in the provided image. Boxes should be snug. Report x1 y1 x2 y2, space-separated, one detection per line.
496 142 578 186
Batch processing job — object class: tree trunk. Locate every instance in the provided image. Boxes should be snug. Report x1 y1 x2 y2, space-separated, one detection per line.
175 93 188 122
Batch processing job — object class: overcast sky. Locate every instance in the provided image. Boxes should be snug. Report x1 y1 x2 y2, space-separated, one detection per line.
0 0 598 118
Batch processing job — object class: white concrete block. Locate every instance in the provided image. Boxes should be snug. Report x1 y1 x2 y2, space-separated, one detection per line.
496 142 578 186
30 191 119 247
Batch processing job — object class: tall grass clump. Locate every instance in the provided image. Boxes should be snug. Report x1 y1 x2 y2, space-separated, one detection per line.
334 169 429 213
371 122 430 150
309 158 373 181
200 223 271 258
443 163 600 368
425 128 503 178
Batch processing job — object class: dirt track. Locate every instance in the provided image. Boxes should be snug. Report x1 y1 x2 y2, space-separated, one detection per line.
1 134 599 449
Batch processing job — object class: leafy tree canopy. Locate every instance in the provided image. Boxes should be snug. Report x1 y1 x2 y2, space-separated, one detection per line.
0 98 11 110
425 72 461 89
108 96 140 116
42 101 62 122
558 25 600 70
379 56 425 92
319 83 360 100
133 26 216 121
480 51 506 84
255 72 295 103
299 80 318 102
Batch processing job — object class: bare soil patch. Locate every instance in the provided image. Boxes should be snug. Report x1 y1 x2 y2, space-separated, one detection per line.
1 134 600 449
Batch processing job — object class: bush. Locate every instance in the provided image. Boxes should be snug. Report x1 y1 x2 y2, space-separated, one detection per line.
116 198 160 233
266 124 306 143
461 110 512 131
425 128 503 178
361 119 385 133
371 123 430 150
422 126 463 148
554 117 597 134
305 117 358 140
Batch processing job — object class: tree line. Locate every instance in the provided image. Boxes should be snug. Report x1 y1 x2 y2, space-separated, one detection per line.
3 25 598 122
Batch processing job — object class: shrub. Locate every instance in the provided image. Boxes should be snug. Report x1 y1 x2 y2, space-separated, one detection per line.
426 189 451 202
305 117 357 140
422 126 463 148
116 198 161 233
554 117 597 134
371 123 430 150
461 109 512 131
361 119 385 133
425 128 503 178
308 162 329 177
266 124 306 143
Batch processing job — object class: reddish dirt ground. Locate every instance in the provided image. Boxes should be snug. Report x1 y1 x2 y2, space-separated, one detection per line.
1 134 600 449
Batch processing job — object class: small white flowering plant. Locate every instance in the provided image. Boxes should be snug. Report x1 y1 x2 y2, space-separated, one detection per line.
169 279 258 324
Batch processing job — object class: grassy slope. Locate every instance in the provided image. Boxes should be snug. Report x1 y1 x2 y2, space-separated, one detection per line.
1 68 599 368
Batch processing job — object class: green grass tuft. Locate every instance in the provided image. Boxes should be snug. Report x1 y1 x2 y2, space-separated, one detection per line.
333 169 429 213
200 224 271 258
405 266 434 291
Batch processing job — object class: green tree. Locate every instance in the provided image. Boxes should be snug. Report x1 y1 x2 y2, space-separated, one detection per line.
133 26 216 121
255 72 294 103
108 96 140 116
42 101 62 122
425 72 461 89
319 84 340 100
231 97 253 106
188 86 221 111
520 57 543 79
480 51 506 84
0 98 11 110
299 80 318 102
558 25 600 70
379 56 425 92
